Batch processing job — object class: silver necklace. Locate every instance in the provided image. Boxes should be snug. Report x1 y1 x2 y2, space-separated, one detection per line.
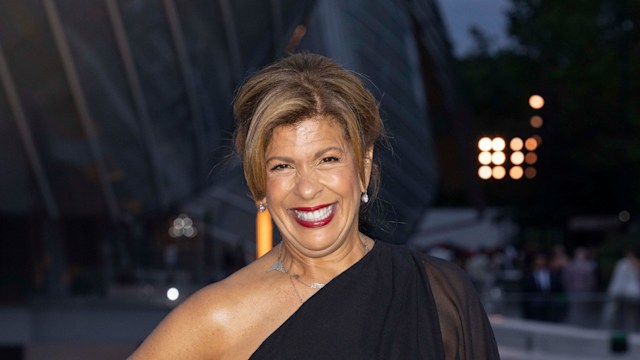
269 238 371 290
269 244 309 304
291 273 326 289
269 244 326 289
288 273 304 304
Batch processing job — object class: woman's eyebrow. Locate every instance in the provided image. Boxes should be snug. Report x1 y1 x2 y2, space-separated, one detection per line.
266 147 343 163
314 146 343 158
265 155 293 163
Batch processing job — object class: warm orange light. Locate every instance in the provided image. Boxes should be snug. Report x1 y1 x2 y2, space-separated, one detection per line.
492 166 506 179
478 166 492 180
525 167 537 179
530 115 543 128
492 137 506 151
525 137 538 151
478 137 492 151
529 94 544 109
510 151 524 165
492 151 506 165
525 152 538 165
533 134 542 146
478 151 492 165
510 166 524 179
510 137 523 151
256 208 273 258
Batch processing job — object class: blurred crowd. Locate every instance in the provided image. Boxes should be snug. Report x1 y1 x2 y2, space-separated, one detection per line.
416 242 640 333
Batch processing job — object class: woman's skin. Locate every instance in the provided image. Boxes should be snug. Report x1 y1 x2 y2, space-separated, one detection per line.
129 116 374 360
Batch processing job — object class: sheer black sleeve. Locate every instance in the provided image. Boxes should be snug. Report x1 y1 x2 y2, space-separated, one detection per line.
417 254 500 359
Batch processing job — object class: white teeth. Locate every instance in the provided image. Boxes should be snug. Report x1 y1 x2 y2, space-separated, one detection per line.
294 205 334 222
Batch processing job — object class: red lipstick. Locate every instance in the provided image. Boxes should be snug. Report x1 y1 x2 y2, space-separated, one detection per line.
290 203 336 228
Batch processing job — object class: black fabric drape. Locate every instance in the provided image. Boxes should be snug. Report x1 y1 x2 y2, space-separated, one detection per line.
250 242 499 359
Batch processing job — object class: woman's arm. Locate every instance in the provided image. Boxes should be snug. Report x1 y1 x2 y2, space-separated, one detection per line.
421 255 501 360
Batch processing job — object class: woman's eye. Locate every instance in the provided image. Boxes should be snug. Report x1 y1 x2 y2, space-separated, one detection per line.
321 156 339 163
270 163 289 171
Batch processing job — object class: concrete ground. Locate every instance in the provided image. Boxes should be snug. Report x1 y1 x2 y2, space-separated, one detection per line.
2 301 640 359
491 316 640 360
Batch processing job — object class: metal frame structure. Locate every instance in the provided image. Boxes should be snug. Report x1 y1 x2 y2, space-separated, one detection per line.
218 0 244 83
105 0 167 209
43 0 121 222
162 0 209 189
0 41 59 219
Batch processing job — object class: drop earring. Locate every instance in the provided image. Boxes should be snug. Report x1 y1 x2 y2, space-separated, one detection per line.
361 193 369 204
258 202 266 212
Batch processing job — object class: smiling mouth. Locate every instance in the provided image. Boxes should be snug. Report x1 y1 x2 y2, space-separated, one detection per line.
290 203 336 228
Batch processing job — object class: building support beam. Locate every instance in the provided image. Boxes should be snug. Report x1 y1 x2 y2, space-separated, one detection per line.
43 0 121 221
105 0 167 209
0 40 59 219
162 0 208 189
218 0 243 83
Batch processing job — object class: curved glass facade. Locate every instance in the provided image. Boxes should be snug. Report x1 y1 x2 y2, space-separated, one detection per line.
0 0 458 301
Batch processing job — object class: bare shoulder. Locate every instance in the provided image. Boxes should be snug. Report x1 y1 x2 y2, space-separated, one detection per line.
129 252 285 360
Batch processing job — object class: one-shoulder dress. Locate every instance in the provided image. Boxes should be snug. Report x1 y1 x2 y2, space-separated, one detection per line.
250 241 500 359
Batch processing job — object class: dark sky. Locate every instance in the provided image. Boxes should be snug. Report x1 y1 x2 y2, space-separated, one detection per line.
438 0 510 57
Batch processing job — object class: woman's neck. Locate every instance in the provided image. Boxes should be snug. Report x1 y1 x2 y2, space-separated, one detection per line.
277 233 373 286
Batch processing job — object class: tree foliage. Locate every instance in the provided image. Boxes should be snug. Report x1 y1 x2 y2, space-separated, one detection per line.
457 0 640 224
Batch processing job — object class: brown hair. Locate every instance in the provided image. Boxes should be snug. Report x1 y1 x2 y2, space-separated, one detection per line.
233 53 385 208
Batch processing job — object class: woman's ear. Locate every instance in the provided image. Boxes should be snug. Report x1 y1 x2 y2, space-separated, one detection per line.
361 147 374 192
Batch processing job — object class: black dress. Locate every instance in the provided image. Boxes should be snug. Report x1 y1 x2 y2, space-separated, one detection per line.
250 241 500 359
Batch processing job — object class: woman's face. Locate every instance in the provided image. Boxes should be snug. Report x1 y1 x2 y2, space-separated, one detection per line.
264 116 371 257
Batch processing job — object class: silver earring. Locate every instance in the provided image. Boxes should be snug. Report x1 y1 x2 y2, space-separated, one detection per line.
361 193 369 204
258 202 266 212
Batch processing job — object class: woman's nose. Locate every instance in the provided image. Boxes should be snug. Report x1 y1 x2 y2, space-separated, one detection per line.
295 169 322 199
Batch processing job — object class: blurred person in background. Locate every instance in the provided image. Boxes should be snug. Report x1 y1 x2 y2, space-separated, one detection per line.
550 244 570 271
128 53 499 359
605 246 640 332
563 247 597 327
521 252 567 322
466 248 493 294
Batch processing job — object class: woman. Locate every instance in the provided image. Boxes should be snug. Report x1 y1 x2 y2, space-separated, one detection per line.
129 53 499 359
606 247 640 331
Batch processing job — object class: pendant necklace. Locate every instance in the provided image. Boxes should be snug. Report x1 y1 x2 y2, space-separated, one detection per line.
269 242 327 289
288 272 304 304
269 237 371 293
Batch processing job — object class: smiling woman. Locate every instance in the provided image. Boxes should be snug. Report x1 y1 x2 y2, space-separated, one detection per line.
263 118 370 260
128 53 500 360
233 53 383 212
